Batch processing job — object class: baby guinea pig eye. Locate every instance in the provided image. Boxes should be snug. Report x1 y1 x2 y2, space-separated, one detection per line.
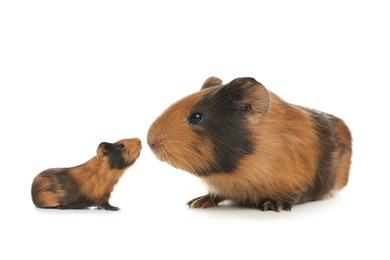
188 112 206 125
117 144 125 150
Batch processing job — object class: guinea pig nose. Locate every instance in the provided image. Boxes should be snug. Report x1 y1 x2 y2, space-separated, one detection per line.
147 137 159 150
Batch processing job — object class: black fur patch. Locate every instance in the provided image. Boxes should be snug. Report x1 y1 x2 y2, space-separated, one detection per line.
304 109 336 201
101 143 129 170
190 81 255 176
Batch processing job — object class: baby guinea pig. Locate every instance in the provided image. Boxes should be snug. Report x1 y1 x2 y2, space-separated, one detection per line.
147 77 352 211
31 138 142 210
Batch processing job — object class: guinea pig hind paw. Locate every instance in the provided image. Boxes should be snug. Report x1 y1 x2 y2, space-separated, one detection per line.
104 205 120 211
97 202 120 211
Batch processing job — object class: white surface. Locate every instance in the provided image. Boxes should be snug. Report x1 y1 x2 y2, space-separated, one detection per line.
1 1 389 259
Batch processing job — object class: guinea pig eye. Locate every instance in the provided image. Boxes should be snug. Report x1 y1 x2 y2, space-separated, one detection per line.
117 144 125 150
189 112 205 125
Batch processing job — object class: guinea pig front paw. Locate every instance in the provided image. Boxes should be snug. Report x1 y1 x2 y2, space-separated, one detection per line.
186 194 223 208
258 199 292 212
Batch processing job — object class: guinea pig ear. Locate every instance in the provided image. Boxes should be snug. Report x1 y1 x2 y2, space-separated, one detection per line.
201 76 223 90
224 77 270 123
97 142 110 160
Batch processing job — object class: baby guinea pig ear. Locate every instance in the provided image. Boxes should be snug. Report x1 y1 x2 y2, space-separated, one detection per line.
97 142 110 160
201 76 223 90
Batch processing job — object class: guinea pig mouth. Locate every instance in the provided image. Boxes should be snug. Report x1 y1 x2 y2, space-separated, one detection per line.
150 147 163 160
149 144 167 162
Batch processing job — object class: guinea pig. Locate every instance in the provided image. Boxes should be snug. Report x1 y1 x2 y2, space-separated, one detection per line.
31 138 142 210
147 77 352 211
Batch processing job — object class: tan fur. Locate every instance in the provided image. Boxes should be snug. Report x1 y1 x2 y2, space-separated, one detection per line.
31 138 141 209
329 118 352 194
74 138 141 200
70 159 122 201
201 76 223 89
148 89 219 173
202 93 320 204
32 174 64 207
148 77 352 210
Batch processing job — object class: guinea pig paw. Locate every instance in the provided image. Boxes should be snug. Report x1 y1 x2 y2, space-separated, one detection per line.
105 205 120 211
282 202 292 211
259 200 292 212
259 200 277 211
97 203 120 211
186 195 220 208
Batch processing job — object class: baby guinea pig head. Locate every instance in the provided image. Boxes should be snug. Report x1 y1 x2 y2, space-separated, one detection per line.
97 138 142 169
147 77 269 176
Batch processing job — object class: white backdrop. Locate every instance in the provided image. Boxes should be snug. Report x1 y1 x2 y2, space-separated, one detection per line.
1 1 389 259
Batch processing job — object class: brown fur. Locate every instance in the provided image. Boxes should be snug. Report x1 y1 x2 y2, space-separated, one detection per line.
329 118 352 193
31 138 141 210
147 77 352 211
148 90 217 173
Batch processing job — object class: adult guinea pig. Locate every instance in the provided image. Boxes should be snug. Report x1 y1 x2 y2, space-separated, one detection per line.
147 77 352 211
31 138 142 210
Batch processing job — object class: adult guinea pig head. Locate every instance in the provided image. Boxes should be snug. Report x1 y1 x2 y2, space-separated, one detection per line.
147 77 269 176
